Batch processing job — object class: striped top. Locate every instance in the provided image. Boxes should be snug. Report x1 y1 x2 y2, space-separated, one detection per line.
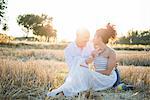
94 55 108 71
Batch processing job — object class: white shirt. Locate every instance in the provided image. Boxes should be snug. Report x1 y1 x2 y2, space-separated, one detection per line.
64 41 94 71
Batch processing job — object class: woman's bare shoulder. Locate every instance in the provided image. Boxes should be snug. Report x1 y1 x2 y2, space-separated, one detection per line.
106 46 116 56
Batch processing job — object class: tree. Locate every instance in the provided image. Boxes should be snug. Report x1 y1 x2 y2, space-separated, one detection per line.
0 0 7 19
17 14 57 41
0 0 8 31
33 24 57 42
117 29 150 45
17 14 38 37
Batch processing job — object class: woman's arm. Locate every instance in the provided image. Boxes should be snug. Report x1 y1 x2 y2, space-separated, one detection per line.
85 48 102 65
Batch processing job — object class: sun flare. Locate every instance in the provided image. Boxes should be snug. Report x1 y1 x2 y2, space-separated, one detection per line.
6 0 150 41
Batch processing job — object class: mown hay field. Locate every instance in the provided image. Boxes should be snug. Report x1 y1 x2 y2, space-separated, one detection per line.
0 43 150 100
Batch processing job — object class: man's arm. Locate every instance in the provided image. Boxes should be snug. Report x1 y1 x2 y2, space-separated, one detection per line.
64 47 76 70
64 46 88 70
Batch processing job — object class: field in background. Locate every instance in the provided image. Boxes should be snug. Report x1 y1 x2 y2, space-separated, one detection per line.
0 42 150 99
1 41 150 51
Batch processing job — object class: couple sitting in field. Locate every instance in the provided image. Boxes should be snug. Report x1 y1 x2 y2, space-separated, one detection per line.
47 23 121 97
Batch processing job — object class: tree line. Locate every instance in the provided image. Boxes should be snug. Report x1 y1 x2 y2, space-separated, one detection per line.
116 30 150 45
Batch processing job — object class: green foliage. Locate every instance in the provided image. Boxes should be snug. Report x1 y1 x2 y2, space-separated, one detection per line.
0 0 7 18
117 30 150 45
17 14 57 41
2 23 8 30
0 0 8 30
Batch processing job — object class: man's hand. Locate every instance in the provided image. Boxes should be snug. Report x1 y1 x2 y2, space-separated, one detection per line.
80 56 94 68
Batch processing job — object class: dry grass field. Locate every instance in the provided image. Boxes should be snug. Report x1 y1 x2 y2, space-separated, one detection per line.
0 42 150 99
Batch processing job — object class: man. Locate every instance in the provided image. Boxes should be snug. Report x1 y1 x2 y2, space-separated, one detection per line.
47 28 94 97
64 28 94 71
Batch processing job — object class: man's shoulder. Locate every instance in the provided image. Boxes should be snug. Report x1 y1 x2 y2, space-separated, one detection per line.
67 42 75 47
65 42 75 51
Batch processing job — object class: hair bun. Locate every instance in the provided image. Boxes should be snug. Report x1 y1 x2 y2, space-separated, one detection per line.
106 23 117 39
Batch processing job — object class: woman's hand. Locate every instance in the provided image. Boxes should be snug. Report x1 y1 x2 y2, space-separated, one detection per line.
85 48 102 65
85 56 94 65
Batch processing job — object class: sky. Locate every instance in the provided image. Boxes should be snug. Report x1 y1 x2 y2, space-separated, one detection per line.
5 0 150 41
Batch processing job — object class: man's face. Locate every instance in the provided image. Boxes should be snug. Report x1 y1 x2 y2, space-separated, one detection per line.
77 33 90 48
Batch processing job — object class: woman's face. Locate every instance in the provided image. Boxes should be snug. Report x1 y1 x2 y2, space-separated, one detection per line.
93 35 102 49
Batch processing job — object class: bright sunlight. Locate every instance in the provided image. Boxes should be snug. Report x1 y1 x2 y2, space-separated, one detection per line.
7 0 150 41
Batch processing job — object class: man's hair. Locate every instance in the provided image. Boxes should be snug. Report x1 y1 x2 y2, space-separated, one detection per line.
76 28 90 37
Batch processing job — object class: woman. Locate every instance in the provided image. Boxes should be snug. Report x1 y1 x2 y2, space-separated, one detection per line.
47 23 117 97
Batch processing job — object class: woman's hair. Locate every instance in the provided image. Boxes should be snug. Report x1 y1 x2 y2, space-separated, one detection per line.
95 23 117 44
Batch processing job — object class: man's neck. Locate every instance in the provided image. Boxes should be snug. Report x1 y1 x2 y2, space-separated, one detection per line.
75 41 85 49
